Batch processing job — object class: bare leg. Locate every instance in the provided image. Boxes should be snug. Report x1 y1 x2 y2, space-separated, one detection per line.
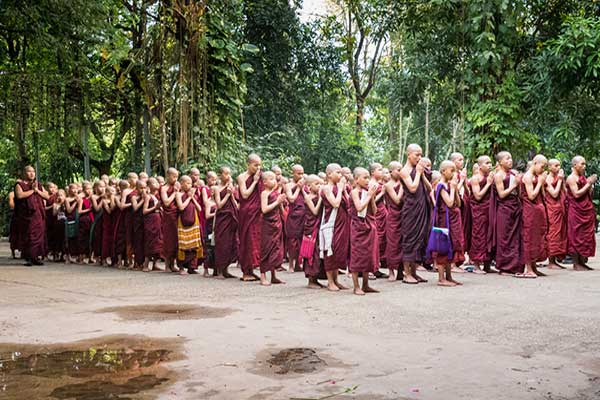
362 274 379 293
388 268 396 281
271 270 285 284
352 272 365 295
516 263 538 278
142 257 151 272
326 270 340 291
402 262 418 284
446 265 462 285
260 271 271 286
547 256 565 270
307 276 324 289
412 265 428 283
437 263 455 286
334 270 349 290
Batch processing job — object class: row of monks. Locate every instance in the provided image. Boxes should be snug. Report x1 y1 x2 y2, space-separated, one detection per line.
9 144 597 294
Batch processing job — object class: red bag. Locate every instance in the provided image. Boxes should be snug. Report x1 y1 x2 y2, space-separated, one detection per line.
299 225 318 263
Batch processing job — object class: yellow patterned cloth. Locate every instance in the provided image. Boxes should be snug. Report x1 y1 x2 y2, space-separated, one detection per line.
177 210 203 261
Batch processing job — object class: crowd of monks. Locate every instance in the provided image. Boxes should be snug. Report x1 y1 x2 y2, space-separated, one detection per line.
8 144 597 295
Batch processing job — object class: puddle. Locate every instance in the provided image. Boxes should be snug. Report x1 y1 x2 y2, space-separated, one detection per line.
251 347 347 378
97 304 236 321
0 335 184 400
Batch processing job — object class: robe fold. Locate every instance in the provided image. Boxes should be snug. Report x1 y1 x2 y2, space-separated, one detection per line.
384 182 403 270
567 175 596 258
432 183 465 265
161 185 179 259
374 183 387 266
101 208 114 261
260 190 284 273
214 187 239 269
302 195 324 278
143 196 163 258
348 189 379 273
77 198 94 257
321 185 350 272
238 174 263 274
132 196 145 265
285 185 306 262
521 176 548 264
544 176 568 258
495 173 524 274
16 181 47 260
469 174 494 263
400 168 431 263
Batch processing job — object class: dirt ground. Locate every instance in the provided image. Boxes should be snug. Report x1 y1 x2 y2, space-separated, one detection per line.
1 241 599 400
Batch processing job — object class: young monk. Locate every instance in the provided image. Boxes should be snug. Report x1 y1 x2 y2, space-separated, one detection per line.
176 175 203 275
450 152 470 272
101 186 115 266
50 189 67 262
121 173 138 267
370 163 388 277
259 171 287 286
142 178 163 272
139 171 149 183
301 174 325 288
384 161 404 281
112 180 130 268
320 163 350 291
161 168 180 272
432 161 464 286
201 171 218 276
469 156 495 273
566 156 597 270
237 154 263 281
213 166 239 279
544 159 568 269
8 189 19 259
399 144 431 284
349 167 380 295
131 180 147 269
90 180 106 265
13 167 48 266
285 164 306 273
45 182 60 261
494 151 524 275
518 154 548 278
64 183 81 264
382 168 391 183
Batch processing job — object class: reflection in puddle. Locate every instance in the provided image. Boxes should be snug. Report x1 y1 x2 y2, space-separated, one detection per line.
97 304 236 321
0 335 183 400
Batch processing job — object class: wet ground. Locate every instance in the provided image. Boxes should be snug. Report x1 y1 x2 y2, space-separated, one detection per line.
1 240 599 399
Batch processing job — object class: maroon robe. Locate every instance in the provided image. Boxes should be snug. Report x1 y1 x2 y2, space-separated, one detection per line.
66 199 80 256
494 172 524 274
374 183 387 266
101 207 114 260
348 189 379 273
469 174 494 263
521 176 548 264
321 185 350 272
432 183 465 265
112 206 127 260
400 167 431 263
302 194 323 278
545 176 568 258
143 196 163 258
260 190 284 273
567 175 596 258
132 195 145 265
125 190 137 257
46 194 63 254
178 193 200 267
78 198 94 257
91 206 104 259
238 174 263 274
16 181 47 259
285 185 306 262
214 187 239 269
384 182 403 270
461 178 472 255
161 185 179 259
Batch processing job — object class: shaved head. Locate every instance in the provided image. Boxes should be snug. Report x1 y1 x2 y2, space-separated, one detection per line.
326 163 342 174
388 161 402 170
369 162 382 174
179 175 192 184
292 164 303 173
450 152 463 162
440 160 455 172
572 155 585 166
533 154 548 164
496 151 510 162
406 143 422 154
353 167 369 179
548 159 560 167
247 153 261 164
477 155 491 165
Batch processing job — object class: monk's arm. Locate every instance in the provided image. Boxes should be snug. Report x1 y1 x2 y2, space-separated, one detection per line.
15 184 34 199
351 189 373 213
303 194 320 216
566 175 592 198
495 173 516 199
160 186 176 207
286 184 301 202
375 187 386 202
131 196 142 211
142 196 152 215
440 184 456 207
323 185 342 208
400 169 421 193
384 182 401 205
175 193 191 211
36 186 50 201
191 195 202 214
214 187 230 209
119 192 131 210
238 174 258 199
205 202 215 219
261 191 280 214
545 177 561 198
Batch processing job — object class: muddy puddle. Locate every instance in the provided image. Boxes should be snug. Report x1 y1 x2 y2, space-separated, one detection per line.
97 304 236 321
251 347 347 378
0 335 184 400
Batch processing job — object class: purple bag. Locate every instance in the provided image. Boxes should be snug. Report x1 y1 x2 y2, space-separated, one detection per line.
426 184 453 260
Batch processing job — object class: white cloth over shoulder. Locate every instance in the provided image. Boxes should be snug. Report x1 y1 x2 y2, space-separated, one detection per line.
319 207 337 259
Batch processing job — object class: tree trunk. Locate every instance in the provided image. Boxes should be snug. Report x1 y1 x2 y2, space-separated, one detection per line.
143 107 151 174
398 107 403 162
424 90 430 158
355 96 365 136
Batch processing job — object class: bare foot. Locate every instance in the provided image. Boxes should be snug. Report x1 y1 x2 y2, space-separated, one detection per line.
403 276 418 284
362 286 380 293
215 275 225 280
142 267 150 272
335 282 349 290
573 264 590 271
546 262 564 270
473 268 487 275
414 274 428 283
534 270 546 277
514 272 537 279
449 279 463 286
353 288 365 296
203 269 210 277
307 282 323 289
242 275 259 281
179 269 188 275
271 278 286 284
327 283 340 292
260 279 272 286
388 272 396 282
438 280 457 287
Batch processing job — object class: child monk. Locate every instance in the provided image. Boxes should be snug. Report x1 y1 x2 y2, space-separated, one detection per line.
566 156 597 270
469 156 495 273
101 186 115 266
112 180 130 268
301 174 324 288
349 167 380 295
285 164 306 273
142 178 163 272
64 183 81 264
320 163 350 291
494 151 524 275
50 189 67 262
131 180 147 269
369 162 388 277
202 171 218 276
384 161 404 281
450 152 470 273
544 159 568 269
213 166 239 279
176 176 203 275
44 182 58 260
237 154 263 281
518 154 548 278
259 171 287 286
122 172 138 267
161 168 180 272
90 180 106 265
78 182 94 264
432 161 464 286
